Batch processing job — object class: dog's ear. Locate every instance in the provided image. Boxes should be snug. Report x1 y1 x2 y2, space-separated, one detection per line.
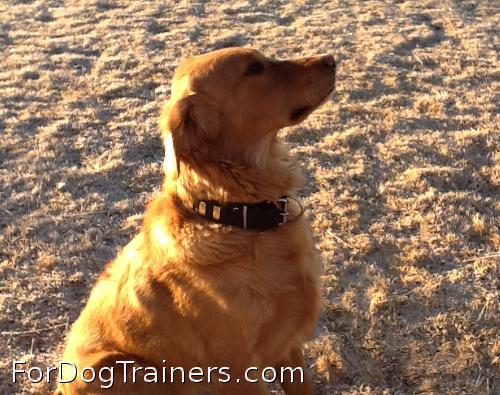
160 94 220 158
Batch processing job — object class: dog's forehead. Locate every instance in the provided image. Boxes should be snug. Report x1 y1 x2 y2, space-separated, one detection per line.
175 48 260 79
170 48 263 97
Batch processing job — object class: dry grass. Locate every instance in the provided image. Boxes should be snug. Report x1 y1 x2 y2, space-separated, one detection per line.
0 0 499 394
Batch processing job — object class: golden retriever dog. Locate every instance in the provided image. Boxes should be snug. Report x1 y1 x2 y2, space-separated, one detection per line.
55 47 336 395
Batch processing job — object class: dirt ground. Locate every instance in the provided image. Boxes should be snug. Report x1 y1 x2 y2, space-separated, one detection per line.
0 0 499 394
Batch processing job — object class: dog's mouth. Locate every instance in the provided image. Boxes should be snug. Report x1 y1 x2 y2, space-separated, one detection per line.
290 106 313 121
289 84 335 122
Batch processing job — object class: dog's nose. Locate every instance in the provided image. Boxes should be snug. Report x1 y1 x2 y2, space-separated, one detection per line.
320 54 336 68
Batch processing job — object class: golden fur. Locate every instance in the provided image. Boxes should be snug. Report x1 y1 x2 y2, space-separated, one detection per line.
56 47 336 394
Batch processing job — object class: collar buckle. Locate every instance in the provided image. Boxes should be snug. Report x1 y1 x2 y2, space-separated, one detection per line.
278 197 289 226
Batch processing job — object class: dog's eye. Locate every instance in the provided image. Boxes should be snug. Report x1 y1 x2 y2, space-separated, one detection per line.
245 61 264 76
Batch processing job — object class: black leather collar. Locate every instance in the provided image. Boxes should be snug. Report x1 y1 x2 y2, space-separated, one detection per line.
192 196 290 230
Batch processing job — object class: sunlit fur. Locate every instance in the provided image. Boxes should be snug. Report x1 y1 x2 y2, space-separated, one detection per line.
56 47 336 395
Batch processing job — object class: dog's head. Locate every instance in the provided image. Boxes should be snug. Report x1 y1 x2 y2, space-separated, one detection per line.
161 47 336 162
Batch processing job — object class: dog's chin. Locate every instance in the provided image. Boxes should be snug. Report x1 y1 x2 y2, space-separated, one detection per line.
289 85 335 124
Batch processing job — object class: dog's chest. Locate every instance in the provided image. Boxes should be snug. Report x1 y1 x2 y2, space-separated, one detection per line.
202 226 321 356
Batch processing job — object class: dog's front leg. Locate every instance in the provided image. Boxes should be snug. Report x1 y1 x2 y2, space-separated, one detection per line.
276 346 314 395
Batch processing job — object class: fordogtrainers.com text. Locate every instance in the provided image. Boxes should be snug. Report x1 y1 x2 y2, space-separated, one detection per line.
12 360 305 388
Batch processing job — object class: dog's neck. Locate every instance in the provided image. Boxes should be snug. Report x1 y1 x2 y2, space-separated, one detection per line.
163 134 304 207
